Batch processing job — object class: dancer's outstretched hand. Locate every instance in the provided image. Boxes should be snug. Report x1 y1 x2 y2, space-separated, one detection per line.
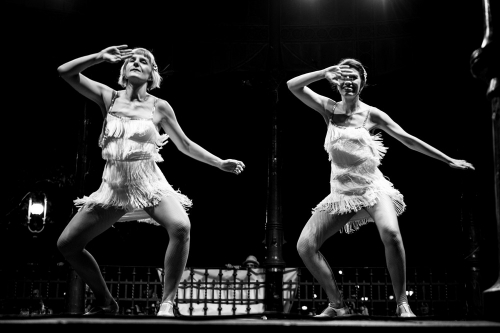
220 159 246 175
449 159 475 170
99 45 133 64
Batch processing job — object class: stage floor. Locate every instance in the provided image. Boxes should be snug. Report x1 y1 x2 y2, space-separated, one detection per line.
1 313 499 332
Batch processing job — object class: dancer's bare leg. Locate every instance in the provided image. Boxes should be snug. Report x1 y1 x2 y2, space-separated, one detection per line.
296 210 356 307
365 194 407 306
146 195 190 304
57 206 126 306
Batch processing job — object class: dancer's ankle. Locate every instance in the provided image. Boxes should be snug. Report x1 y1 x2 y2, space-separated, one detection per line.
328 301 344 309
396 295 409 307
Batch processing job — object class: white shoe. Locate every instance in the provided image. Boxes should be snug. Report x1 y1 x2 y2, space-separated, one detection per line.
157 301 175 317
396 303 416 317
314 305 350 318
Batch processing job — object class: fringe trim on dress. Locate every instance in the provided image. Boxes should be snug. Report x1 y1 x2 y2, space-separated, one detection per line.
325 126 388 163
312 191 406 234
100 115 169 151
74 186 192 226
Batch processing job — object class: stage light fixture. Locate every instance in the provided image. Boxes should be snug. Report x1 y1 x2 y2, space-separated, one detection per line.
27 192 47 233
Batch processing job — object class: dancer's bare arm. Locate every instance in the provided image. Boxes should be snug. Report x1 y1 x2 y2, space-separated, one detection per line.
370 108 474 170
156 99 245 175
287 65 353 122
57 45 132 113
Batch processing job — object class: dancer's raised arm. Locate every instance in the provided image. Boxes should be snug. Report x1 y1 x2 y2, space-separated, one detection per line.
287 65 354 120
57 45 132 112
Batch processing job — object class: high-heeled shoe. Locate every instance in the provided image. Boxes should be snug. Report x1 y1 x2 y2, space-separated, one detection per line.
157 301 175 317
396 302 416 317
314 303 350 318
84 301 119 316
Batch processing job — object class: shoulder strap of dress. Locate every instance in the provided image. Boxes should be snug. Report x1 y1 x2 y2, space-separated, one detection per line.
152 97 158 117
362 108 371 127
328 100 339 125
331 101 338 113
108 90 118 112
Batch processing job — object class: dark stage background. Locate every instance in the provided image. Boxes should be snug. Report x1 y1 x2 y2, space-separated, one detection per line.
1 0 497 288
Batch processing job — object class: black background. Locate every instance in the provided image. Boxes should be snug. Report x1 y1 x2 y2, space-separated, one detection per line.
1 0 497 289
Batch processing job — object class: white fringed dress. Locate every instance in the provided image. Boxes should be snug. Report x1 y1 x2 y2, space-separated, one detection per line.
312 103 405 234
74 91 192 224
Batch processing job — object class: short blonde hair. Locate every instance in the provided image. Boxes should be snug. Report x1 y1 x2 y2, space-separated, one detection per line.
118 48 162 90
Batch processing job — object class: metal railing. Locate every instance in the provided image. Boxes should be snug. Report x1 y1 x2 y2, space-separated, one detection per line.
0 264 464 317
290 266 464 317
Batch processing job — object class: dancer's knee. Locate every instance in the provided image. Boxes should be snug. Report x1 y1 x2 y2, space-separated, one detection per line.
56 234 80 258
167 218 191 241
380 228 403 247
297 236 316 258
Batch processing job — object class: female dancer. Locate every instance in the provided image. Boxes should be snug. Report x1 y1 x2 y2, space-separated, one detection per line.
287 58 474 317
56 45 245 317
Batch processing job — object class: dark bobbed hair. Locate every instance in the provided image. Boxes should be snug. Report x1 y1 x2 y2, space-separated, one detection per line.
336 58 368 92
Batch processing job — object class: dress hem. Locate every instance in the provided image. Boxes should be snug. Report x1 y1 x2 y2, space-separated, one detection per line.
312 193 406 234
74 188 192 226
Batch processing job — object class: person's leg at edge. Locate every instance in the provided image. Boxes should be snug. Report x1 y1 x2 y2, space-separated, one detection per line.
297 210 356 311
57 206 126 310
145 195 190 316
365 194 414 316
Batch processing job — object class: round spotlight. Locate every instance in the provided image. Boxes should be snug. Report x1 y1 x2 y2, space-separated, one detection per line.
30 203 44 215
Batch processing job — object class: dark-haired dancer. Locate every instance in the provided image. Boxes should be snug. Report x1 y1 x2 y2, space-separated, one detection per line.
287 58 474 317
56 45 245 317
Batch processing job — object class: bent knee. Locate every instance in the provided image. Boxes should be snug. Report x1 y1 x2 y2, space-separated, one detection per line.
167 219 191 240
297 237 316 258
57 235 79 258
380 228 403 246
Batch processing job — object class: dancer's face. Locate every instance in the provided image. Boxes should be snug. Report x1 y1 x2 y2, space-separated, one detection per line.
125 52 153 83
338 68 362 96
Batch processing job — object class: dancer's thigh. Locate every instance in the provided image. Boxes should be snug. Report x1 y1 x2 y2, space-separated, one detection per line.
364 194 401 239
58 206 126 250
299 210 357 249
144 195 190 234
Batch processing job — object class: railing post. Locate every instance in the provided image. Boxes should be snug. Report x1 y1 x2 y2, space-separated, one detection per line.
263 0 285 314
470 0 500 321
64 103 89 314
459 172 483 318
65 266 85 314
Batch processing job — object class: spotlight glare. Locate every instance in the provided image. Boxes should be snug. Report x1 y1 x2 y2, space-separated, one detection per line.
30 203 44 215
301 306 308 310
27 193 48 233
338 270 343 275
